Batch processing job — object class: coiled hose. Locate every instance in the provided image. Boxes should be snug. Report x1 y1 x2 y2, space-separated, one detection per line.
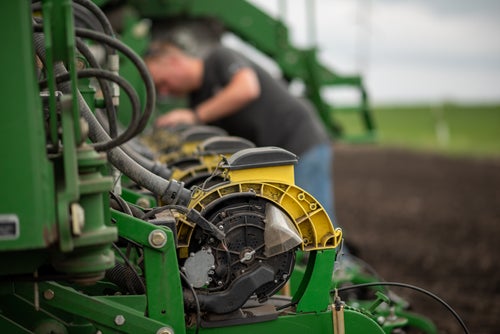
32 32 190 206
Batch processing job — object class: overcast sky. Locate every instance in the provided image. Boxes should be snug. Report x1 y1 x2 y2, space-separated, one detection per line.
246 0 500 104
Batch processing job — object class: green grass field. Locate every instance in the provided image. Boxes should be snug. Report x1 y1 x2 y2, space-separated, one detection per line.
334 103 500 157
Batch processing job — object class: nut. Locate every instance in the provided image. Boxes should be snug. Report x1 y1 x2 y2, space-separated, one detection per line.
156 327 173 334
114 315 125 326
43 289 55 300
149 230 167 248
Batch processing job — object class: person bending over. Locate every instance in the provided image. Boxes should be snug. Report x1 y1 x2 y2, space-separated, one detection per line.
145 41 335 218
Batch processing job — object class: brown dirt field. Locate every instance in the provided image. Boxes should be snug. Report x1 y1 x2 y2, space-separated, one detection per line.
333 144 500 334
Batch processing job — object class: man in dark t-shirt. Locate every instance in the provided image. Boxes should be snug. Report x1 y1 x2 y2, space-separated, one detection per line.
145 42 334 218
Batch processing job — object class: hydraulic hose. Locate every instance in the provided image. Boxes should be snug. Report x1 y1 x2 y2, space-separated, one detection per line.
39 68 142 150
95 109 172 179
76 76 189 205
32 32 191 206
71 0 115 39
32 0 115 39
32 24 155 151
72 27 155 141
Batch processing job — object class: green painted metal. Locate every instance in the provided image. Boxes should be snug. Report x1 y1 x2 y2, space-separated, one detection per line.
5 281 168 334
292 250 336 313
111 209 186 334
0 0 57 278
1 0 117 279
396 310 438 334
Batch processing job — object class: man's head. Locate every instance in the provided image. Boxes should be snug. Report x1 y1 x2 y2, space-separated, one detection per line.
144 42 203 97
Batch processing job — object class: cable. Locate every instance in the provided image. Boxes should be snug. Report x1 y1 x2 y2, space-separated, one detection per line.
38 68 141 150
332 282 470 334
180 271 201 334
109 191 133 215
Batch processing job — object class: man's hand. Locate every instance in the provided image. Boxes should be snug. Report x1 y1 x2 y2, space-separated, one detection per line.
155 108 198 128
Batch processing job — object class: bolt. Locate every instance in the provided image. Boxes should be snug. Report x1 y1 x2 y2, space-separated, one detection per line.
114 315 126 326
149 230 167 248
136 197 150 208
43 289 55 300
156 327 173 334
218 225 224 230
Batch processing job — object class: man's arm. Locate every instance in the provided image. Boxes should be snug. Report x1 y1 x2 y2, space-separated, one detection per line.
195 67 260 123
155 67 260 128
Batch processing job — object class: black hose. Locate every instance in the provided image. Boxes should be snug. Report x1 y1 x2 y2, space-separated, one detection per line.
73 5 104 32
32 33 191 206
32 24 155 150
77 76 190 205
72 0 115 38
32 0 114 47
109 192 146 219
71 27 155 139
33 5 117 137
39 68 142 150
95 110 172 179
121 143 172 179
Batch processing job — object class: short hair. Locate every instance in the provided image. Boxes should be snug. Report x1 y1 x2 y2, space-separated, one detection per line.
143 40 183 60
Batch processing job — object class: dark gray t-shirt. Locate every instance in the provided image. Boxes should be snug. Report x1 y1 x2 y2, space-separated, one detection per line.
189 47 329 156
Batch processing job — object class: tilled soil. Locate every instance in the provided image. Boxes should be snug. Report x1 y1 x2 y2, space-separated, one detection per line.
333 144 500 334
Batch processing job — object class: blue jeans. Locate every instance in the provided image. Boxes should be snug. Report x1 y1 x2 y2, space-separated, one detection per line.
294 143 335 220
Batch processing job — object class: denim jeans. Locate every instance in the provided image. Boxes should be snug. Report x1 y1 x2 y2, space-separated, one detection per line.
294 143 334 220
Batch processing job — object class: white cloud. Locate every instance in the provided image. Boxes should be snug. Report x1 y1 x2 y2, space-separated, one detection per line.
248 0 500 103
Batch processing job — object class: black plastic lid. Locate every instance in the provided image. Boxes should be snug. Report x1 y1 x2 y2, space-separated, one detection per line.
222 147 298 170
180 125 228 143
199 136 255 155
